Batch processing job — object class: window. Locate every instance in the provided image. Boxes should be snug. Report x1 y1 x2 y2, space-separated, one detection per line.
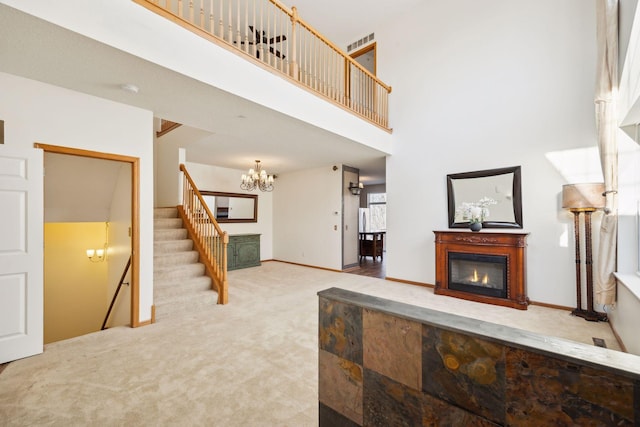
368 193 386 231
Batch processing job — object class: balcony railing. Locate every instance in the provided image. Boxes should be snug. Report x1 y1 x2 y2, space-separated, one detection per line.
134 0 392 129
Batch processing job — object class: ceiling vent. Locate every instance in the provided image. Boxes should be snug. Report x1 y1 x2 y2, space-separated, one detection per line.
347 33 375 52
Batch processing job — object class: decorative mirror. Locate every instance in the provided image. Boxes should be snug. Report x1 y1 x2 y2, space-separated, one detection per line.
201 191 257 223
447 166 523 229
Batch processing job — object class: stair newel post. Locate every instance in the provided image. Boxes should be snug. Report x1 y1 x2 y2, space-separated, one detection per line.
221 231 229 304
289 6 299 80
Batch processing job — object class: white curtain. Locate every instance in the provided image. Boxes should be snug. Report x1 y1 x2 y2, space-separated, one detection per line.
595 0 618 306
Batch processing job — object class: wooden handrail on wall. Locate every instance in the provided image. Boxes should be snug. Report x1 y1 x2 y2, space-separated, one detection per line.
102 255 132 330
179 164 229 304
133 0 392 130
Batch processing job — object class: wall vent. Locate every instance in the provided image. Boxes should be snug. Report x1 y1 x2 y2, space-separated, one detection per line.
347 33 375 52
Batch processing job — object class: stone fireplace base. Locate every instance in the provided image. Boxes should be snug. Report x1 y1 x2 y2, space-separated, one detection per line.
434 231 529 310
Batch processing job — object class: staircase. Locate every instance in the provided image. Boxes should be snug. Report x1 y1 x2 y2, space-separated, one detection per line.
154 207 218 320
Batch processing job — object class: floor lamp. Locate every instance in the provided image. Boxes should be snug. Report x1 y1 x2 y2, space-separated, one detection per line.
562 183 608 322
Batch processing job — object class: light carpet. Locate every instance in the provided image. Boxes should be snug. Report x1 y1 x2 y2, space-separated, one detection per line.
0 261 622 426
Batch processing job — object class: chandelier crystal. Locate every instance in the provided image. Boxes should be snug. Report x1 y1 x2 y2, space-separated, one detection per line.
240 160 275 192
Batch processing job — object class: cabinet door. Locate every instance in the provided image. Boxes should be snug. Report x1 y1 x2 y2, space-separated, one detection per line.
235 240 260 269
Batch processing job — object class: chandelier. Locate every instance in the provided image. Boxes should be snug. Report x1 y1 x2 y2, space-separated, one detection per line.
240 160 275 192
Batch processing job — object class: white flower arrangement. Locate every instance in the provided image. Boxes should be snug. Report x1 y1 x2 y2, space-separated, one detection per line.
456 197 498 223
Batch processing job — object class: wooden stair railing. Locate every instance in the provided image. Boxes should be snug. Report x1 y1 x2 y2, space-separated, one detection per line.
179 163 229 304
133 0 392 130
102 255 132 330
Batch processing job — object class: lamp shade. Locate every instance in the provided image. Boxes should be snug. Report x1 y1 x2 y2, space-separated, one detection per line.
561 183 605 210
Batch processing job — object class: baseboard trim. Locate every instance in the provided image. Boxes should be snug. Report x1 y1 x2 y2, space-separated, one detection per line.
528 300 572 311
272 259 343 273
385 276 435 288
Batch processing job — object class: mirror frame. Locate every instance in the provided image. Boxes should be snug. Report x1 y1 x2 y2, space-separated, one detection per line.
447 166 523 229
200 191 258 223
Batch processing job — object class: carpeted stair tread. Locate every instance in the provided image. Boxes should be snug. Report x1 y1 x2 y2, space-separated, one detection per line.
153 218 182 230
154 262 206 281
154 276 212 297
154 250 199 268
154 228 188 241
154 207 179 218
154 239 194 254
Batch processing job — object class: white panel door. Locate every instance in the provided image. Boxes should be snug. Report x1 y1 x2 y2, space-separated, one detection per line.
0 145 43 363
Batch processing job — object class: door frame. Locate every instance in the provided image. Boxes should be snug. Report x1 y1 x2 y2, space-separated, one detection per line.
350 42 377 75
34 143 142 328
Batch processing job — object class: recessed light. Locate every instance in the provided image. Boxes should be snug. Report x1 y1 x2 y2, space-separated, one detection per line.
120 83 139 94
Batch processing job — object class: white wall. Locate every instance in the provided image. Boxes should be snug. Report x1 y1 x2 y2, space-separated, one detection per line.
380 1 598 306
185 162 273 261
154 138 183 208
273 165 343 270
0 72 155 324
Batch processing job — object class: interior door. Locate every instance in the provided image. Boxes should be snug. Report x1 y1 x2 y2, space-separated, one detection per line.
0 145 43 363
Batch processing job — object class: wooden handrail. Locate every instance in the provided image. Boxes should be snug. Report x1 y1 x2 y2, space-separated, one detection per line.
133 0 392 129
284 6 391 93
179 163 229 304
102 255 132 330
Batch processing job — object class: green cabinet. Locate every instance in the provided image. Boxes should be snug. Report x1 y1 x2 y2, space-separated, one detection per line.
227 234 261 271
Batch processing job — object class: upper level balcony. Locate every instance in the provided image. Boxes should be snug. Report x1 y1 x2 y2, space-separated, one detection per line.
135 0 392 131
0 0 393 166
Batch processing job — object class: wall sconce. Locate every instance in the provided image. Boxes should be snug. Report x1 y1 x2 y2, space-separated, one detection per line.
86 222 109 263
86 248 106 262
349 182 364 196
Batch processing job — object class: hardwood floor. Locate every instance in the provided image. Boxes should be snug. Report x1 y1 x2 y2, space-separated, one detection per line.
345 254 385 279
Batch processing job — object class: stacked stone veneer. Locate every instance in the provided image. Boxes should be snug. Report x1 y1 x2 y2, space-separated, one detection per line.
318 288 640 426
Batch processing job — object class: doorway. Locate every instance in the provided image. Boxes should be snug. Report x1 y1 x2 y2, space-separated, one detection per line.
351 42 376 75
36 143 140 342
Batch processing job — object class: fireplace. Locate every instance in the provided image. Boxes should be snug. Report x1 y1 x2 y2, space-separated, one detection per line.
434 231 529 309
449 252 507 299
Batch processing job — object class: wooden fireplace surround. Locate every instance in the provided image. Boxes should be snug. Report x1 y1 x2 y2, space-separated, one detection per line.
434 231 529 310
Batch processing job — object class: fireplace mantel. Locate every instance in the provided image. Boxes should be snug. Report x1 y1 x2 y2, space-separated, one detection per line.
434 231 529 310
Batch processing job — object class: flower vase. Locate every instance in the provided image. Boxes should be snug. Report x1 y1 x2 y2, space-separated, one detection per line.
469 222 482 232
